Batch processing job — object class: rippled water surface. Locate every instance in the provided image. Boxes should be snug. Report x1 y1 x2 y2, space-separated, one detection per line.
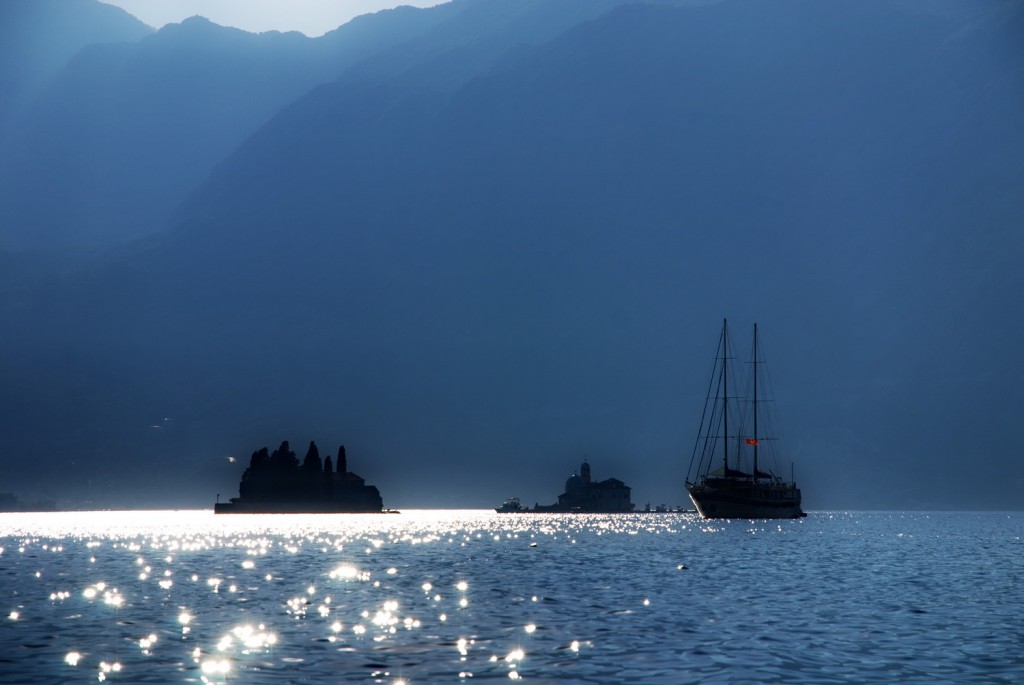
1 510 1022 684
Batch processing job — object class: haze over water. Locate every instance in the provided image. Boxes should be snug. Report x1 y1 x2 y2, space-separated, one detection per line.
2 510 1021 683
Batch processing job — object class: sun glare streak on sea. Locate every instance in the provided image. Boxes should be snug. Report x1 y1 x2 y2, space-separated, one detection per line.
1 510 1022 683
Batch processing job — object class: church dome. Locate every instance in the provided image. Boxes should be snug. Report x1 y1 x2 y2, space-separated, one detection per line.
565 473 585 493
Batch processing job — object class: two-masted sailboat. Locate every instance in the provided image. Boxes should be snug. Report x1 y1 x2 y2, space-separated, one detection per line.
685 319 804 519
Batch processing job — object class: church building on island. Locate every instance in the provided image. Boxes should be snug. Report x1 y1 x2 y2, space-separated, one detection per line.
531 460 634 513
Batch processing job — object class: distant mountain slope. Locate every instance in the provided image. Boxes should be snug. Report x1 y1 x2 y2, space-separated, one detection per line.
0 0 1021 509
0 4 454 250
0 0 152 130
140 0 1024 509
0 0 693 251
343 0 639 89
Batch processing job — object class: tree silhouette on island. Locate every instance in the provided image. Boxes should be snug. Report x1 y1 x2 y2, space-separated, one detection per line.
215 441 385 513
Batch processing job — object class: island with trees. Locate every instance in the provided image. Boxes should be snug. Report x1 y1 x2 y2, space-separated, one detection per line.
214 441 387 513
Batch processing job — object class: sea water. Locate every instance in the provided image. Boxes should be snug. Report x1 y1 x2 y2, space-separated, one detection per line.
1 510 1021 684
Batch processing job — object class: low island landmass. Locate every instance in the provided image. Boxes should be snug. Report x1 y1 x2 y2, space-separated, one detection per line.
0 492 57 512
497 461 635 513
215 441 389 513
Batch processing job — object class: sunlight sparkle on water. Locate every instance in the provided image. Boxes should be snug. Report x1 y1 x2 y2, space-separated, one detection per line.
8 509 1006 684
201 658 231 675
139 633 158 653
216 624 277 654
330 564 366 580
97 661 122 682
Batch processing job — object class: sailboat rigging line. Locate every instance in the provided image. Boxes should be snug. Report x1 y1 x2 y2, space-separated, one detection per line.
688 320 726 483
722 318 729 474
755 323 761 478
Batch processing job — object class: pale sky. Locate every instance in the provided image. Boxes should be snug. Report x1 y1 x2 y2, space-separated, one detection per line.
100 1 446 37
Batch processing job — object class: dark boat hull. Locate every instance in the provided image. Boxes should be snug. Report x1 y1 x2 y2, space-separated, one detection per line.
686 479 804 519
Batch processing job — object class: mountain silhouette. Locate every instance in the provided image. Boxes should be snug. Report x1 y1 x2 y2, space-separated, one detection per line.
0 4 452 250
0 0 1021 509
0 0 152 132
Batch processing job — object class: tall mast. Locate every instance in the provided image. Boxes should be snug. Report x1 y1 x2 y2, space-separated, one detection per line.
722 318 728 473
752 322 759 479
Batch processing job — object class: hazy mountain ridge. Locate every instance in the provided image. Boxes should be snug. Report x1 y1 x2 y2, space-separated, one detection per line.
1 0 1022 509
0 0 152 130
0 0 712 252
0 2 454 250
